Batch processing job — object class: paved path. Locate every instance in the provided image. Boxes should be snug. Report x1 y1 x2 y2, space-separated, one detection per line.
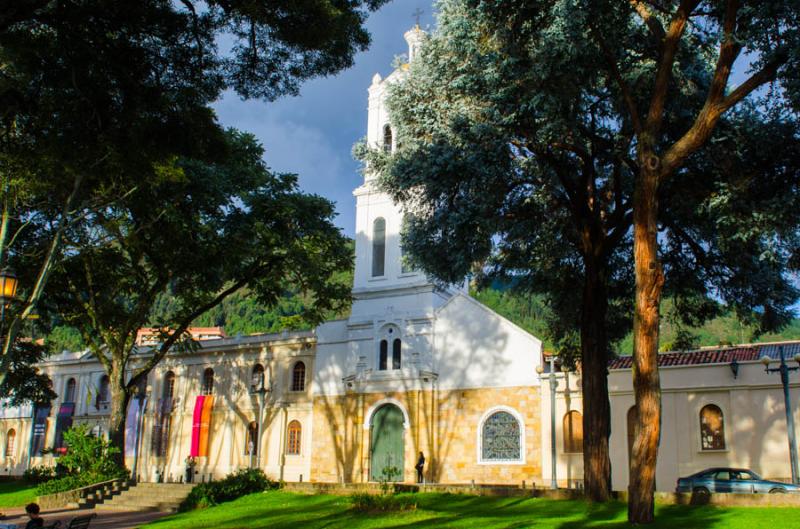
0 506 166 529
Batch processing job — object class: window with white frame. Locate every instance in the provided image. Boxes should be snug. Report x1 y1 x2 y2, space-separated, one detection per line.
480 409 523 462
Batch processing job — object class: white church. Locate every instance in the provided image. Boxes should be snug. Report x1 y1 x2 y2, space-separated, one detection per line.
1 25 798 492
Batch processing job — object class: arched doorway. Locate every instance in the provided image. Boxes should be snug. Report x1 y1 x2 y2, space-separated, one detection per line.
370 404 405 482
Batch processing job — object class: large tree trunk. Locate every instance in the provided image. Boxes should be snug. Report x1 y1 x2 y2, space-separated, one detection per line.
628 163 664 524
108 361 132 471
581 259 612 502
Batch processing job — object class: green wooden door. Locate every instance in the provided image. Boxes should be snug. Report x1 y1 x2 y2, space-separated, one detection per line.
370 404 405 482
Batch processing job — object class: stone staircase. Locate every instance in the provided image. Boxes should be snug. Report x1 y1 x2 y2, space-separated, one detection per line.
92 482 195 513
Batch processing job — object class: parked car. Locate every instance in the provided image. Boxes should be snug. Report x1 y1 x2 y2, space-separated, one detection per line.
676 467 800 494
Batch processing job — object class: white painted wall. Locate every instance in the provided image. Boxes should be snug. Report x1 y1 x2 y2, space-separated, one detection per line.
434 294 542 391
543 360 800 491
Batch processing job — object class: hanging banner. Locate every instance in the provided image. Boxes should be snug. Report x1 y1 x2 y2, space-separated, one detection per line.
198 395 214 457
189 395 205 457
30 404 51 457
124 398 145 457
151 397 172 457
53 403 75 454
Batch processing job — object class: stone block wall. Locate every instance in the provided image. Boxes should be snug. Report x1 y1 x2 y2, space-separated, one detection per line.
310 385 542 485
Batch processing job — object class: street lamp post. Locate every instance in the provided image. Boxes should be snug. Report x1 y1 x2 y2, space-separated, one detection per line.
250 375 270 469
536 356 570 490
761 346 800 484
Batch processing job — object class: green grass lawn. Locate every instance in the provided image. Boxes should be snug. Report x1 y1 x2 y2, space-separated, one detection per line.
0 481 37 509
142 491 800 529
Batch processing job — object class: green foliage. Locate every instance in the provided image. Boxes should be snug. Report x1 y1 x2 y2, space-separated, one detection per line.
180 469 279 512
35 425 128 496
22 466 57 484
45 326 85 353
0 340 56 406
349 492 417 513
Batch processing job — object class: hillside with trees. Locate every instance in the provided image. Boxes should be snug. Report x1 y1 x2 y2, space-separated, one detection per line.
45 278 799 355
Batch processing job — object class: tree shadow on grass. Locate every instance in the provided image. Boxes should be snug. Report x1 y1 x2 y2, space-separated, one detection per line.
554 502 727 529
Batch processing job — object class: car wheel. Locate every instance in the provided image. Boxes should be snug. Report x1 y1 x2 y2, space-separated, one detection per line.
693 487 710 497
769 488 786 494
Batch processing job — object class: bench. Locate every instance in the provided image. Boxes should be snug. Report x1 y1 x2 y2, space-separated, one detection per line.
44 513 97 529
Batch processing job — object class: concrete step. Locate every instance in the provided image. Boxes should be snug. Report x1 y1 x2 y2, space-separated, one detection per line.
95 502 178 513
93 482 193 513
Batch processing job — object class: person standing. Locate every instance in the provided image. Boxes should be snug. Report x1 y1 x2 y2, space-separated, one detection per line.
415 452 425 484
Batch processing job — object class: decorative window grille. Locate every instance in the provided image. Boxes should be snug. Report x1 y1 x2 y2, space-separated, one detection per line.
291 362 305 392
563 411 583 453
700 404 725 450
287 420 302 455
481 411 521 461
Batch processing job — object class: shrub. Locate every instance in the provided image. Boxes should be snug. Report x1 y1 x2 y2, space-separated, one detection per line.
23 466 57 484
179 469 279 511
350 492 417 513
35 425 128 496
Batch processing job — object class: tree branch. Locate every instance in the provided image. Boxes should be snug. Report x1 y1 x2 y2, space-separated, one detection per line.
630 1 666 43
644 0 701 140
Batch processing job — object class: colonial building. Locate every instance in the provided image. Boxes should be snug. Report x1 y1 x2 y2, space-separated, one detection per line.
1 26 798 492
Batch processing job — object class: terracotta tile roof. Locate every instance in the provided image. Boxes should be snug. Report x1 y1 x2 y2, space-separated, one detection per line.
607 341 800 370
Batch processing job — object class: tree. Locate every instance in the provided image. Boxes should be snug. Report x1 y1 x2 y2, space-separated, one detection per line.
42 130 352 467
0 0 388 389
362 0 800 515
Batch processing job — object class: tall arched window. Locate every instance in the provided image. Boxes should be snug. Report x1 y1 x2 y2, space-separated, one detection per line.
250 364 265 392
246 421 259 456
5 429 15 458
64 378 77 403
96 375 110 409
163 371 176 400
392 339 402 370
202 368 214 395
627 406 638 461
563 411 583 453
383 125 393 153
379 340 388 371
480 410 522 462
700 404 725 450
286 420 302 455
372 218 386 277
291 362 305 392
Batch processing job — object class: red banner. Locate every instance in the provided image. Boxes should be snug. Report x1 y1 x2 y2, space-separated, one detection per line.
190 395 205 457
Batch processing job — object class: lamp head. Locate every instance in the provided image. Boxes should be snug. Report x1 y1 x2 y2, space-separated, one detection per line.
561 364 570 373
0 269 18 302
760 355 772 367
794 354 800 365
535 365 544 375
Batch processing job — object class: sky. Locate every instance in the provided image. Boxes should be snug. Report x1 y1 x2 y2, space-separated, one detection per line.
213 1 436 237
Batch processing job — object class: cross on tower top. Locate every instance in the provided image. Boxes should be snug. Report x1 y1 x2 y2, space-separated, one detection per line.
412 8 424 26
